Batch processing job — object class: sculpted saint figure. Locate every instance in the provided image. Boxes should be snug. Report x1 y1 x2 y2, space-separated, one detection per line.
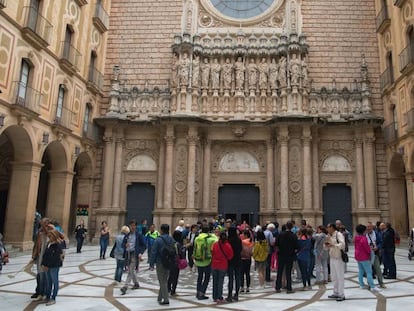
289 54 301 86
248 58 258 90
278 56 287 88
301 58 309 88
269 58 279 90
211 58 221 90
171 54 180 88
179 52 190 87
200 58 211 89
258 58 269 90
235 57 245 90
192 55 200 88
222 58 233 90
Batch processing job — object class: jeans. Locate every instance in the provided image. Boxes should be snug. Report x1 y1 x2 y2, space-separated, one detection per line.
76 237 84 253
100 236 109 258
372 254 384 285
196 264 211 296
35 271 47 296
298 259 311 287
240 259 251 289
115 259 125 282
382 248 396 277
265 253 272 281
276 257 293 291
227 264 241 298
212 269 226 300
187 246 194 268
358 260 375 288
156 263 170 303
45 267 60 300
167 266 179 294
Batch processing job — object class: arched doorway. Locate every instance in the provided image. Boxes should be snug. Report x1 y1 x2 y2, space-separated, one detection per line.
70 152 94 237
388 153 409 235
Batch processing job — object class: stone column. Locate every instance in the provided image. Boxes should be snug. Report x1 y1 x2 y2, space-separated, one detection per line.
186 126 199 210
156 138 165 210
364 130 377 209
266 139 274 211
163 125 175 211
278 126 289 209
355 133 366 208
4 161 42 250
112 133 124 209
47 170 75 234
102 135 115 209
202 137 211 212
302 126 312 211
312 129 320 212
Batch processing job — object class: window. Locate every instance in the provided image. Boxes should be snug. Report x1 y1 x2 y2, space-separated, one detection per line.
386 52 394 83
83 103 92 134
17 59 31 104
393 105 398 132
56 84 65 121
88 51 97 81
28 0 41 31
63 25 73 59
408 26 414 61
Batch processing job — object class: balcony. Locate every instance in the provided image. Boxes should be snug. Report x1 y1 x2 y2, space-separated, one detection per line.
394 0 407 8
82 121 100 143
59 41 81 75
0 0 6 10
52 106 74 133
74 0 88 6
87 66 104 95
380 67 394 90
21 6 53 50
383 122 399 144
93 3 109 33
407 108 414 132
11 81 41 116
399 44 414 73
376 6 391 33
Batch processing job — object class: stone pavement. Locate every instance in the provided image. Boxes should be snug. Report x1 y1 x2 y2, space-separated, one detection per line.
0 245 413 311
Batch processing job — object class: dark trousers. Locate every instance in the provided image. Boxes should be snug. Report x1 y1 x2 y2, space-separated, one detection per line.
227 264 241 298
167 266 179 294
76 237 84 253
382 248 396 277
240 259 251 289
265 253 272 281
298 259 311 287
196 264 211 296
276 257 294 291
212 269 226 300
35 271 47 296
187 246 194 268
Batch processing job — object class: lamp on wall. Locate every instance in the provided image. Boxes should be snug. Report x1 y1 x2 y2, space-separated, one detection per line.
0 114 5 128
74 146 81 157
42 132 49 144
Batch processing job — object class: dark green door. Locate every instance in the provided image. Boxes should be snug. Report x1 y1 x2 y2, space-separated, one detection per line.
323 184 352 231
126 183 155 225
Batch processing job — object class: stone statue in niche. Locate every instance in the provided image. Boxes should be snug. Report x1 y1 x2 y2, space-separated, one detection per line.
258 58 269 90
171 54 180 88
222 58 233 90
301 57 309 88
235 57 245 90
278 56 287 88
179 52 190 87
248 58 258 90
211 58 221 90
269 58 279 90
200 57 210 89
289 54 301 86
192 55 200 88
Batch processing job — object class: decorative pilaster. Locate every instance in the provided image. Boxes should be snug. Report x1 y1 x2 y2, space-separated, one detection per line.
164 125 175 211
202 137 211 212
302 126 312 211
102 135 115 209
111 134 124 209
364 130 376 209
312 129 320 212
186 126 199 210
156 137 165 210
266 138 275 211
278 126 289 209
355 133 366 209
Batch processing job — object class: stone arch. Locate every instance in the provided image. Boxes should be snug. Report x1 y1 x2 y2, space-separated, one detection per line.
218 150 260 172
322 154 352 171
127 154 157 171
0 125 34 162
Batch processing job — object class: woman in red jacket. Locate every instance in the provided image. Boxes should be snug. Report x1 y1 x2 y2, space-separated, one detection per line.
211 231 233 303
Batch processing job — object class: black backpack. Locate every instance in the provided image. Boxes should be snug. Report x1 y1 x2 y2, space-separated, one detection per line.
160 236 177 270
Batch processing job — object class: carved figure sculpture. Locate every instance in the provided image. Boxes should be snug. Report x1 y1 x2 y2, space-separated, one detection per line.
248 58 258 90
301 58 308 88
235 57 245 90
179 52 190 87
211 58 221 90
192 55 200 88
171 54 180 88
278 56 287 88
289 54 301 86
269 58 279 90
222 58 233 90
258 58 268 90
200 58 211 89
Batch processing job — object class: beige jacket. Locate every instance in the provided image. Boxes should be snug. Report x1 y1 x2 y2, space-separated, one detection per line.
328 231 345 259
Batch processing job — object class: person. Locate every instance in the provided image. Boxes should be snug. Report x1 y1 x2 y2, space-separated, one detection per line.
0 233 7 271
167 230 184 296
264 223 275 282
201 58 211 89
275 221 298 294
114 226 130 283
382 222 397 279
227 226 242 302
253 230 268 288
100 221 110 259
234 57 245 90
240 230 254 293
297 228 312 290
366 222 386 288
175 219 185 232
193 225 217 300
41 229 64 305
145 224 159 262
137 219 148 236
33 211 42 242
149 224 176 305
325 223 346 301
314 225 329 285
74 219 87 253
248 58 258 90
354 224 381 293
222 58 233 90
186 224 198 272
211 231 233 304
120 220 146 295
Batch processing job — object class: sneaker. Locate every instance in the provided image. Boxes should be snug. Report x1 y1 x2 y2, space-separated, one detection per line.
197 295 209 300
33 295 43 301
240 288 245 293
328 294 339 299
360 285 369 289
246 288 250 293
379 284 387 289
31 293 39 299
46 299 56 306
371 287 382 293
132 284 140 290
286 290 295 294
120 287 127 295
336 296 346 302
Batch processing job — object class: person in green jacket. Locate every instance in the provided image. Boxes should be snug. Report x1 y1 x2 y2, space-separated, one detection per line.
145 224 160 263
193 226 218 300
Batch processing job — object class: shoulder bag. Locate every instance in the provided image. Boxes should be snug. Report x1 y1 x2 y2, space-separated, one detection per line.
336 233 349 263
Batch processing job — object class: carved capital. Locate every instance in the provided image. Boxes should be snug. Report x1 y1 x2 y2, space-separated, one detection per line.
103 136 113 143
187 134 199 145
164 134 175 145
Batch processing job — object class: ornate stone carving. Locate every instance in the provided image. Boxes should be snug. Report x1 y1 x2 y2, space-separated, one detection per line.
289 142 302 208
126 155 157 171
269 58 279 90
235 57 245 91
200 57 211 89
278 56 287 88
192 55 200 88
258 58 269 90
211 58 221 90
321 155 352 171
231 126 247 138
289 54 301 86
248 58 258 90
179 52 190 87
174 143 188 208
222 58 233 90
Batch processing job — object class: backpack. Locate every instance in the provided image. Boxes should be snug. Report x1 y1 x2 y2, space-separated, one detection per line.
241 241 253 259
194 235 211 261
160 236 178 270
253 241 268 262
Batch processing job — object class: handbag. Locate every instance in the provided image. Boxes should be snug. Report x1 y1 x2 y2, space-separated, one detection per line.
109 242 116 258
336 234 349 263
177 257 188 270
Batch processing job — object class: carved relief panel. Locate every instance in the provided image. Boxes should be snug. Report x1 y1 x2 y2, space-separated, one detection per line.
124 140 159 170
319 140 355 170
288 131 302 209
174 141 188 209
